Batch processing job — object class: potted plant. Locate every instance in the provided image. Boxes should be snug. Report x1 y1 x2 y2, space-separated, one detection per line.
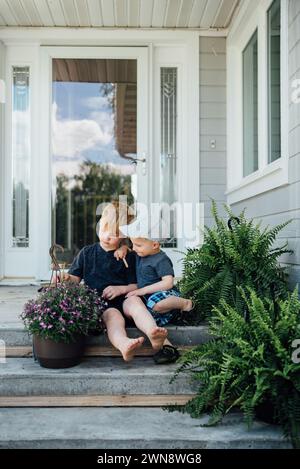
169 287 300 448
21 283 107 369
178 201 292 321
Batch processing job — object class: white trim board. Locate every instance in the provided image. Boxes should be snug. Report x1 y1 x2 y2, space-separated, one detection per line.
0 27 228 44
0 41 5 280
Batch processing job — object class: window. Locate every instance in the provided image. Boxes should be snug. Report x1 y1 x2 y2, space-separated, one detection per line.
160 67 177 248
268 0 281 163
12 66 30 247
243 30 258 176
226 0 288 204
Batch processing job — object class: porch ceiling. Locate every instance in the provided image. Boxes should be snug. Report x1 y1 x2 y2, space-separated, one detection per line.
0 0 240 30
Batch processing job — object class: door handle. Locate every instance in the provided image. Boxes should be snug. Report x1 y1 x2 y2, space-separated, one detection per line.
122 153 147 175
122 153 146 164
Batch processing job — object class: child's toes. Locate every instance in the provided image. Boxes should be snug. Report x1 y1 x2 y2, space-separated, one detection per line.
122 337 144 362
149 327 168 351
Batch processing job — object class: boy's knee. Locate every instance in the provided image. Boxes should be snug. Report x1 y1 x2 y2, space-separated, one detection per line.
103 307 123 323
123 296 139 309
152 302 163 312
123 296 144 318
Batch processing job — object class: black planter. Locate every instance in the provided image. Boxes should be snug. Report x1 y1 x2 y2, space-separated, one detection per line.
33 334 85 369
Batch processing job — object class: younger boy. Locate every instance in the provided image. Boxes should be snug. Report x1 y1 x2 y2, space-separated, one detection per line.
120 218 193 328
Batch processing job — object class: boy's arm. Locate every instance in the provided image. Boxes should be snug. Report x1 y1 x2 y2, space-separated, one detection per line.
126 275 174 297
114 244 130 261
66 248 84 282
63 273 81 283
51 272 81 284
114 237 132 259
102 283 137 300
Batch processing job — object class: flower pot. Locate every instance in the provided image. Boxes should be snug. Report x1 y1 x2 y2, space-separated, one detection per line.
33 334 85 369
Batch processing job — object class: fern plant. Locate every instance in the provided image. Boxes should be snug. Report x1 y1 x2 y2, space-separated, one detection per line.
170 288 300 448
178 201 292 320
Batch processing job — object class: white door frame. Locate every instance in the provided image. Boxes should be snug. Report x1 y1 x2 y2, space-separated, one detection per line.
0 30 200 281
3 44 40 279
0 41 5 280
38 46 149 280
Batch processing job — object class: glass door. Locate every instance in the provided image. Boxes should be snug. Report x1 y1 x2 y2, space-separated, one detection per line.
39 47 148 279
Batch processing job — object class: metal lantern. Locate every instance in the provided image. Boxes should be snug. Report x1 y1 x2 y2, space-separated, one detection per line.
49 244 66 287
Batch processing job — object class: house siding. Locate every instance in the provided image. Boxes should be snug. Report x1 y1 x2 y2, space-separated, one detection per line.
230 0 300 289
199 37 227 227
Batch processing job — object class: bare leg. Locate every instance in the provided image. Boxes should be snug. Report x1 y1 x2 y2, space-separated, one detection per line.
123 297 168 351
102 307 144 362
152 296 193 314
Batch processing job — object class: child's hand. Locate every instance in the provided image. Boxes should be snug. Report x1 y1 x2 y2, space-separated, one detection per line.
114 245 129 261
51 272 80 285
102 285 125 300
125 289 142 298
51 273 60 284
51 272 71 284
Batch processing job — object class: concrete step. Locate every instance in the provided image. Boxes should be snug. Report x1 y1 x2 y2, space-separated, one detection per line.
0 357 197 397
0 408 291 449
0 325 210 347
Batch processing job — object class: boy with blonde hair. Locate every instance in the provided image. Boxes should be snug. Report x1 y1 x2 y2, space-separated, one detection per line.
57 201 169 361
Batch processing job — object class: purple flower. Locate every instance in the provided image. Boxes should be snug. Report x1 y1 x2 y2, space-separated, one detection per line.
21 282 105 338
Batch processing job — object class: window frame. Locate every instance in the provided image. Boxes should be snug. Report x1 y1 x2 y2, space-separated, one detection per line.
226 0 289 205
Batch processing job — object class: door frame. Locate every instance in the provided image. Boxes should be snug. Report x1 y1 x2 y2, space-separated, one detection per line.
0 29 200 281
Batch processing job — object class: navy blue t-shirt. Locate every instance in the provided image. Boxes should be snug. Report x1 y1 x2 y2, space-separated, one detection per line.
68 243 137 293
135 250 174 289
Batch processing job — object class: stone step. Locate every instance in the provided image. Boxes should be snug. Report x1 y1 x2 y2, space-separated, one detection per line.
0 325 210 347
0 408 291 449
0 357 197 397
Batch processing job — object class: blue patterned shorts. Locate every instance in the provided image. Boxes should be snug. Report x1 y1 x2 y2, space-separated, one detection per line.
145 289 181 327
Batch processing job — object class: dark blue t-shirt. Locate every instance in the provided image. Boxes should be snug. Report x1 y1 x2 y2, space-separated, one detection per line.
135 250 174 289
68 243 137 293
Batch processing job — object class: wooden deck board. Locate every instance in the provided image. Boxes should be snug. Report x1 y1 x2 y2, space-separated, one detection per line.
5 345 192 358
0 395 194 407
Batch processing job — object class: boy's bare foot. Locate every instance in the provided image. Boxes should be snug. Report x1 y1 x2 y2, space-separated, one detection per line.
149 327 168 351
120 337 145 362
182 299 194 312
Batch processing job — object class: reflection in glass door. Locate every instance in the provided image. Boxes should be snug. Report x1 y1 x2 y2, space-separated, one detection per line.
51 59 137 264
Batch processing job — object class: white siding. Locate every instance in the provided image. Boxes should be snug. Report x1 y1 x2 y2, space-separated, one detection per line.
199 37 227 226
231 0 300 289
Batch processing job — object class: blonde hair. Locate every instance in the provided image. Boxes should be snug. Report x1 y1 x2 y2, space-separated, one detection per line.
99 200 135 236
